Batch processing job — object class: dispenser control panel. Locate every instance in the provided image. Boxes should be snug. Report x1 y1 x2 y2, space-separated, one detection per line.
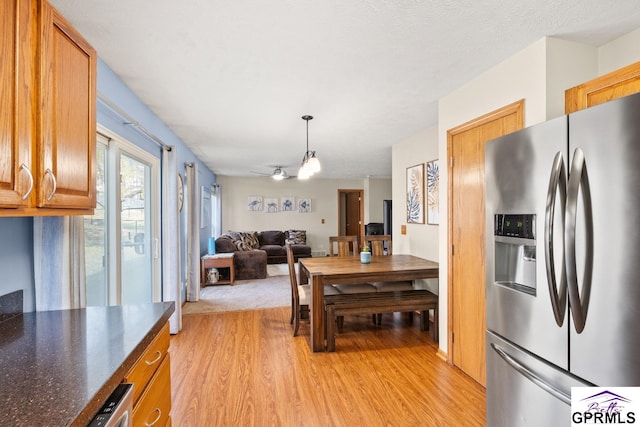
494 214 535 239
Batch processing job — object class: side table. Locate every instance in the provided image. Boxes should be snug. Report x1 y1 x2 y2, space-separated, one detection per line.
201 253 235 286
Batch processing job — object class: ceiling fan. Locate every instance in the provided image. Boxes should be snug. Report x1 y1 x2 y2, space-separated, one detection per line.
250 166 294 180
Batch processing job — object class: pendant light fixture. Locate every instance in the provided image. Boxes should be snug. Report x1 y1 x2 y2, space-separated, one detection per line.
298 115 321 180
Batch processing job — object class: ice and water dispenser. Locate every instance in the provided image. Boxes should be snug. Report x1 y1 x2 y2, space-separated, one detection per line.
493 214 537 295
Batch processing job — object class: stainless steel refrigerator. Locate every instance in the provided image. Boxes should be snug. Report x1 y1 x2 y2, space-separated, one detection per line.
485 92 640 426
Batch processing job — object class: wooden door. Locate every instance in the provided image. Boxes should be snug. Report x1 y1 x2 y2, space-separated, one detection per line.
39 0 96 209
0 0 35 208
338 189 364 247
448 100 524 385
565 61 640 114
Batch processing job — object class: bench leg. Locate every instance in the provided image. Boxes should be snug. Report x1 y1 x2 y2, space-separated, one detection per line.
337 315 344 333
420 310 428 331
327 305 337 352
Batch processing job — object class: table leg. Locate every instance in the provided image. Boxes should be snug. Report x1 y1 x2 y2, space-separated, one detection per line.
310 274 325 352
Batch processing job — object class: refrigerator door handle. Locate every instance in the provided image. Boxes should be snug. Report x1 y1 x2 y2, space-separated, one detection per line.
545 152 568 326
565 147 594 334
491 343 571 405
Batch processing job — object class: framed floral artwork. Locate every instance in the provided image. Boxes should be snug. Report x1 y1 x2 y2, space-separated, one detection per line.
426 159 439 225
406 164 424 224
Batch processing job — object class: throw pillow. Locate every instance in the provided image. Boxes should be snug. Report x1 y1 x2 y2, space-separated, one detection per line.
237 231 260 251
286 229 306 245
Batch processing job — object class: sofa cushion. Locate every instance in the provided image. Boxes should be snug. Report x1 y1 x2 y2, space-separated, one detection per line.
259 230 285 246
215 237 237 253
260 244 286 258
291 244 312 256
286 229 307 244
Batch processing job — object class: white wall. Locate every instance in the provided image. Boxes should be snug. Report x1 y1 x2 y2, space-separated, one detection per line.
364 178 392 224
391 126 439 294
598 28 640 74
217 176 391 254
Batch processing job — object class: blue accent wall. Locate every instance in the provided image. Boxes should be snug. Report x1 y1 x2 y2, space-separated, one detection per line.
0 59 216 311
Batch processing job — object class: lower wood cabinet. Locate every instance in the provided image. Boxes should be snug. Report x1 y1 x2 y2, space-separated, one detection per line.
125 322 171 426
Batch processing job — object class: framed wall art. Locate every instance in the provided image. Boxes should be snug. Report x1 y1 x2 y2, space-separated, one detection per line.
281 196 295 212
298 198 311 213
248 196 262 211
426 159 440 225
264 198 279 213
406 163 424 224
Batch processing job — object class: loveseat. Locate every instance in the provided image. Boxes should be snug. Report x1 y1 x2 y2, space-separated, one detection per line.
215 230 311 280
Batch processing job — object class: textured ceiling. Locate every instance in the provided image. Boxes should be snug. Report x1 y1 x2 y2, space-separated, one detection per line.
50 0 640 179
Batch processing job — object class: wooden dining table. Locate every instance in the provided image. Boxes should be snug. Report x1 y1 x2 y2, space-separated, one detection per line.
299 254 439 352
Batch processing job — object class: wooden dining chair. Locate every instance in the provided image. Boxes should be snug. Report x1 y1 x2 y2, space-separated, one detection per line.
364 234 392 256
328 235 358 256
286 243 341 336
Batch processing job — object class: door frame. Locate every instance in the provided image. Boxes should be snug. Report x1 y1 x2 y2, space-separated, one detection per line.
446 100 524 367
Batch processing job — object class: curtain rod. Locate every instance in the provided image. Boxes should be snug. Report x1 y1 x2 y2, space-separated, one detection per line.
97 92 171 151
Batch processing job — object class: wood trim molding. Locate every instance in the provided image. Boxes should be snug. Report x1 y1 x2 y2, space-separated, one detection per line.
445 99 525 365
565 61 640 114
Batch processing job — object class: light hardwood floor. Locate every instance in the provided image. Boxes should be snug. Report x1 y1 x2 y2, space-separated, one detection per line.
170 307 486 426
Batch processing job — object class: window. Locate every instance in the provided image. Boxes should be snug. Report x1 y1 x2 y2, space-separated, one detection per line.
85 130 161 306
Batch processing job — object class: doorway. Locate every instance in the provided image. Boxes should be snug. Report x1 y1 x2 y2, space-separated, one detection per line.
447 100 524 386
338 189 364 246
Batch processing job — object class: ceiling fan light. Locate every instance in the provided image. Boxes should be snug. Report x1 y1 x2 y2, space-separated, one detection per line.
272 173 285 180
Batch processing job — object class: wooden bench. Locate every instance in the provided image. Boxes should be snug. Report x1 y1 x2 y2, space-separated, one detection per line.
324 289 438 352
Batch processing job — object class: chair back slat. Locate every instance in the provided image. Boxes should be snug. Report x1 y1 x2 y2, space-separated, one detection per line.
364 235 392 256
329 235 358 256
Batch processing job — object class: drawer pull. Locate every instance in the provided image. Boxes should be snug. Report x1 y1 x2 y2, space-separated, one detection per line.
145 350 162 366
145 408 162 426
19 163 34 200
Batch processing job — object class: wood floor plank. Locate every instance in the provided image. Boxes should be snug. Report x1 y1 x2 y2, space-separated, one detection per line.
170 308 485 426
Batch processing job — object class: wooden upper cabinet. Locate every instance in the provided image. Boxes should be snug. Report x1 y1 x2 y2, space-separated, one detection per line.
38 1 96 210
0 0 96 216
0 0 36 208
565 61 640 114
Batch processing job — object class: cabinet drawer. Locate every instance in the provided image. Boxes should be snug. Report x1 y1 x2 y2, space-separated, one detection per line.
125 322 170 405
132 353 171 427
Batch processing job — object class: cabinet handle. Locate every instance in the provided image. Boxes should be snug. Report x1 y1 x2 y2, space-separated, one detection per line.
145 350 162 366
19 163 34 200
44 168 57 201
145 408 162 426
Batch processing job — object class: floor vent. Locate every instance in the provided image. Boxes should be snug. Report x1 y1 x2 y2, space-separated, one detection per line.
311 250 326 257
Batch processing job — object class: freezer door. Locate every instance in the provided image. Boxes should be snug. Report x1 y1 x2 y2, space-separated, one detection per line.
567 92 640 386
487 331 591 427
485 116 569 369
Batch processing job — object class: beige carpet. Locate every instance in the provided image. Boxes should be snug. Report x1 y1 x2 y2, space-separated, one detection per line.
182 263 291 315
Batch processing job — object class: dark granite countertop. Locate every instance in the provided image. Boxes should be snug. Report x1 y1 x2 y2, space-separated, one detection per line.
0 302 174 426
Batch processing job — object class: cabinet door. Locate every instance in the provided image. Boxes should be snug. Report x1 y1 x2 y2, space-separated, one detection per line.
565 61 640 114
0 0 35 208
39 1 96 209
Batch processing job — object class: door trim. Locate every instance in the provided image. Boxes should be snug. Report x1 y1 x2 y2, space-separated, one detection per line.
446 100 524 365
